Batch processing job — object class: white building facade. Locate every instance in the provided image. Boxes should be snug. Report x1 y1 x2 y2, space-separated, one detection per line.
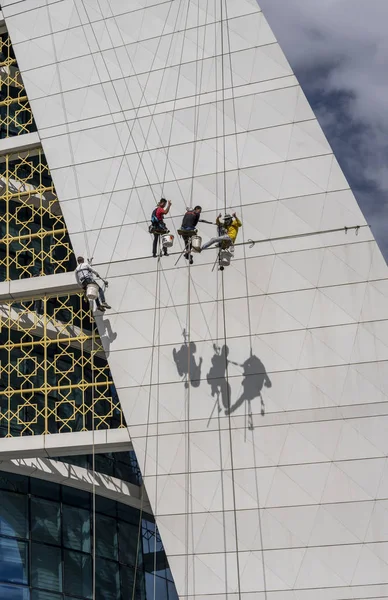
1 0 388 598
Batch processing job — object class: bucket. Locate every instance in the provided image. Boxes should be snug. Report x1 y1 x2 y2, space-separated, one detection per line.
162 234 174 248
191 235 202 252
86 282 99 301
219 249 232 267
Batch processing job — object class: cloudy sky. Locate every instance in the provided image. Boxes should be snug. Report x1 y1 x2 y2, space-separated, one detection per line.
259 0 388 259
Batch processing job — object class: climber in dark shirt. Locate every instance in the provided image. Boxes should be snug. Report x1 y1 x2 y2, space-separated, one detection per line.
180 206 213 264
181 206 202 230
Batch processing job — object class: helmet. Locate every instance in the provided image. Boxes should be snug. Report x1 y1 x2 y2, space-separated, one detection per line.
224 214 233 225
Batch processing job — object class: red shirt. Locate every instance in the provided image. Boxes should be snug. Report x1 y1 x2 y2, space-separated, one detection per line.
155 207 165 221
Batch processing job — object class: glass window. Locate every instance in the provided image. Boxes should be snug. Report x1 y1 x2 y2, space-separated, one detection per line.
117 504 139 526
145 572 168 600
0 491 28 539
0 584 30 599
95 495 116 518
167 579 179 600
31 592 61 600
120 566 145 600
0 537 28 585
0 473 28 494
31 498 60 545
95 514 117 560
31 543 62 592
62 487 90 510
95 558 119 600
142 519 163 555
63 505 90 553
64 550 92 600
118 521 141 567
30 479 60 501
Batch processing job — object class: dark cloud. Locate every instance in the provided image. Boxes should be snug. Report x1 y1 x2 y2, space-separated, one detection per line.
259 0 388 258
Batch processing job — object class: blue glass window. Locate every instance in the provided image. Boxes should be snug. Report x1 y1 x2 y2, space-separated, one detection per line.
120 566 145 600
145 572 168 600
0 491 28 539
63 550 92 599
0 537 28 585
95 514 118 560
118 521 141 567
0 584 30 599
31 498 60 545
31 592 61 600
95 558 120 600
0 469 178 600
62 505 90 553
31 543 62 592
30 479 60 501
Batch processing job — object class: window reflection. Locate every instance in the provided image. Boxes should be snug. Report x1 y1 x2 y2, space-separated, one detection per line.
0 472 178 600
0 537 28 585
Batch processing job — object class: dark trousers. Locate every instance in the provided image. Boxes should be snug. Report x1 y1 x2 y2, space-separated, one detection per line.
153 233 168 256
181 227 196 255
82 278 106 308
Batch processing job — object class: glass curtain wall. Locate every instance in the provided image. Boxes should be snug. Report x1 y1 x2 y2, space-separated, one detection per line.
0 471 178 600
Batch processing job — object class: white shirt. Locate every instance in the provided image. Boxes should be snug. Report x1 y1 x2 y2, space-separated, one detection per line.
75 262 98 285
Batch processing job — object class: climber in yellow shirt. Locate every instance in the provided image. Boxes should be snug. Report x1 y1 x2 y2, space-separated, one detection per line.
201 212 242 251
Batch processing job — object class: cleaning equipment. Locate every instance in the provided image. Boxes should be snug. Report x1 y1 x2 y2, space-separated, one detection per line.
162 233 174 248
219 248 232 270
191 235 202 252
86 282 100 301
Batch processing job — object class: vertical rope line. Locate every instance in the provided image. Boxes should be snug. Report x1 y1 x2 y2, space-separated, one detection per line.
222 2 269 595
184 0 206 592
97 0 190 202
131 250 162 600
219 1 242 597
162 0 195 195
220 0 228 213
153 237 162 599
44 0 91 258
73 0 182 263
91 311 96 600
213 1 230 593
223 0 253 343
185 256 191 596
81 0 202 262
95 0 200 264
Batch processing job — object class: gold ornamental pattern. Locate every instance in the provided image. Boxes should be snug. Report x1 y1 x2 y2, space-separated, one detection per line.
0 30 36 137
0 293 125 436
0 148 76 281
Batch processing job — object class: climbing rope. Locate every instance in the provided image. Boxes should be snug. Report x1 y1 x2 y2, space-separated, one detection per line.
71 0 189 269
131 240 162 600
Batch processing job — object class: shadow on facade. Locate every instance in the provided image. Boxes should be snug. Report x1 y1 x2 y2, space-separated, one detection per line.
171 338 272 428
172 328 202 388
96 316 117 358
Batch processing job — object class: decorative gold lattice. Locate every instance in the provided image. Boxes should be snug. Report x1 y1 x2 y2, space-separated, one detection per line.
0 30 36 137
0 293 124 437
0 148 76 281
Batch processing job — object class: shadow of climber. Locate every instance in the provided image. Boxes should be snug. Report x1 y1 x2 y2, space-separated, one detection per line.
227 352 272 417
172 328 202 388
206 344 231 414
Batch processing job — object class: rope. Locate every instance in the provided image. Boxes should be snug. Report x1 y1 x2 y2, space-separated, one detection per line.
182 0 213 592
220 0 267 595
162 0 196 198
131 241 162 600
91 321 96 600
153 235 162 599
218 1 245 596
80 0 193 265
44 0 91 259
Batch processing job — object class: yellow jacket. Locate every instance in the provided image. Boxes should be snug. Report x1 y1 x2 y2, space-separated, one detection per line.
217 216 242 242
